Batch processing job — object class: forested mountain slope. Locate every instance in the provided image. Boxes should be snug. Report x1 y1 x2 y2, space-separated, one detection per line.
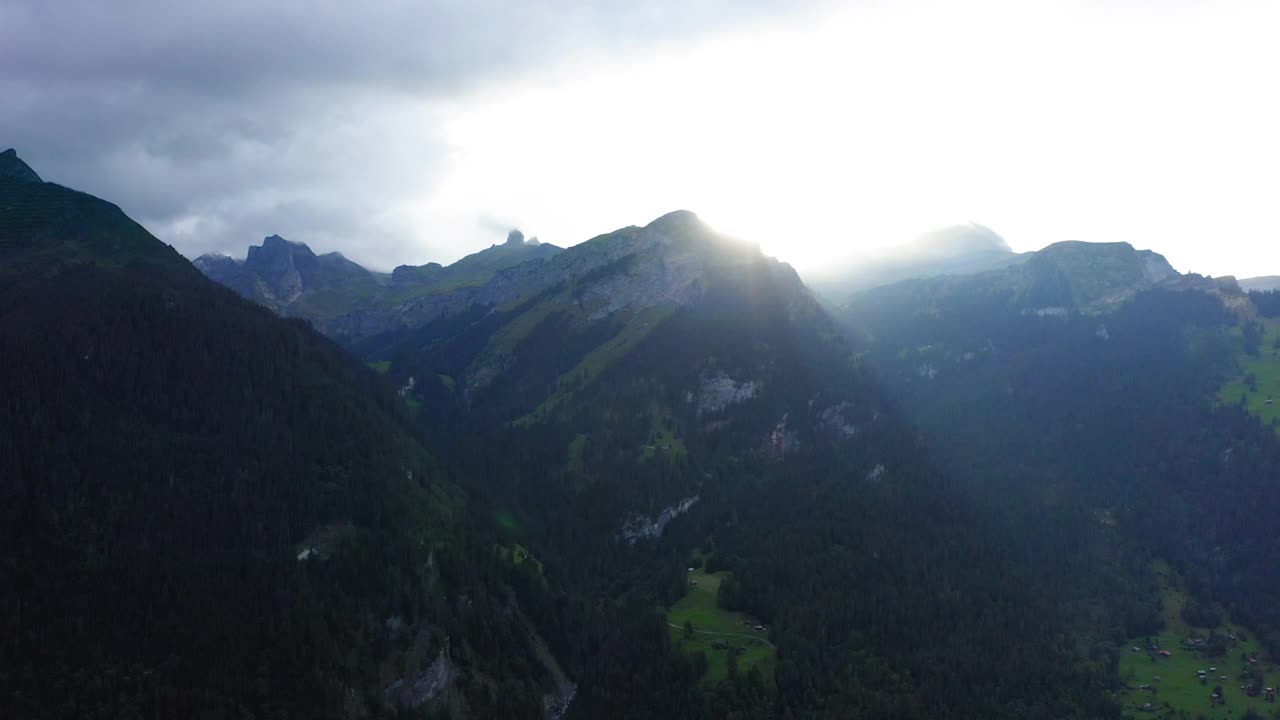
841 245 1280 717
13 140 1161 719
1242 275 1280 292
0 149 564 719
331 212 1127 718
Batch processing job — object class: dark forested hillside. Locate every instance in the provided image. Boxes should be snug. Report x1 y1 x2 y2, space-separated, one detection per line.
0 150 564 719
323 212 1129 718
844 258 1280 717
10 142 1252 720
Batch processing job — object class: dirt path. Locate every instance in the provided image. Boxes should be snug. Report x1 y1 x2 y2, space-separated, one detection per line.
666 623 775 649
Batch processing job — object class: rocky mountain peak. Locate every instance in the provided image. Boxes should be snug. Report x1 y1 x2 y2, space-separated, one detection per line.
506 229 525 245
0 148 43 185
247 234 316 262
644 209 705 237
243 234 316 303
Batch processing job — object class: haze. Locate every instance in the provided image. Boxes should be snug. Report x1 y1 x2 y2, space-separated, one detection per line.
3 0 1278 278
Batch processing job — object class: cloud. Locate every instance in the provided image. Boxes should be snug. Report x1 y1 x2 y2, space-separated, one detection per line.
0 0 831 269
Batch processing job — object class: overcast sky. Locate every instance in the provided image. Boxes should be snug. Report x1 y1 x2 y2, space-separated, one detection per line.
4 0 1279 279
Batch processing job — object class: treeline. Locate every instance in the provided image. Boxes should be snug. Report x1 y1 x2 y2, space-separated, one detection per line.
1251 290 1280 318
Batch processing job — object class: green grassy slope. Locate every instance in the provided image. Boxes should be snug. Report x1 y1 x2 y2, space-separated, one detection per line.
1118 562 1280 719
1218 317 1280 430
667 568 775 686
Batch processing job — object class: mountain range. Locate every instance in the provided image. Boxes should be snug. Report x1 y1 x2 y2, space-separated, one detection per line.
9 143 1280 720
808 222 1027 299
194 229 562 342
1242 275 1280 292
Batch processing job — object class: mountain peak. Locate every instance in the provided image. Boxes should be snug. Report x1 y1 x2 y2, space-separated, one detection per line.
0 148 43 184
908 223 1012 257
506 229 525 245
645 209 703 233
250 234 316 258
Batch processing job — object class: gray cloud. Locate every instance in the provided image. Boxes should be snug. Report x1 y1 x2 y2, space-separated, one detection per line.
1 0 830 268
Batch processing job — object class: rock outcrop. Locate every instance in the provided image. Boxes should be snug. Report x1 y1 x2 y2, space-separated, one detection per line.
384 651 457 710
621 495 699 544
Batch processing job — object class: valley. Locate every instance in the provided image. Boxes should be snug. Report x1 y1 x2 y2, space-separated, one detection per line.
8 142 1280 719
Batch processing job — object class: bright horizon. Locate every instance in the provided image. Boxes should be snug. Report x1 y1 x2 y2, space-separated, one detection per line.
5 0 1279 279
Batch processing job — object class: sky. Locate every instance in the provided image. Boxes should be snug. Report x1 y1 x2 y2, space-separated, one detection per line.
3 0 1279 279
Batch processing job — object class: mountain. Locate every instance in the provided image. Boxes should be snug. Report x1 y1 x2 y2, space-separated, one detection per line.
194 233 380 309
0 149 567 719
807 223 1026 298
195 229 562 342
0 148 194 278
362 211 881 441
335 211 1126 718
837 236 1280 719
389 229 559 290
11 143 1218 718
1243 275 1280 292
844 239 1182 337
3 148 1119 719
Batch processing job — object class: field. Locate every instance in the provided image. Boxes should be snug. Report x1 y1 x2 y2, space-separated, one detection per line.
1118 561 1280 718
1218 317 1280 430
666 565 775 686
639 410 687 462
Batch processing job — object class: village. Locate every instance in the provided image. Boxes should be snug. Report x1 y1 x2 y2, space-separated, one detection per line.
1119 562 1280 718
